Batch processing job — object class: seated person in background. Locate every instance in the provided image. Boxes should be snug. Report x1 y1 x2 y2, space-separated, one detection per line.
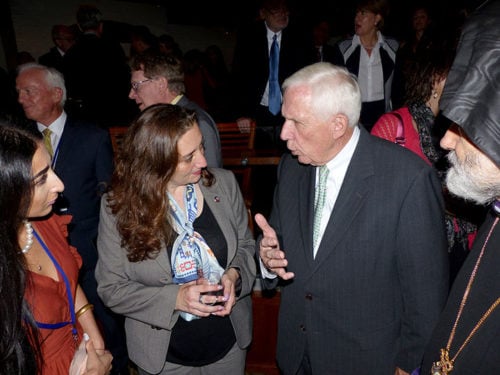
95 104 256 375
38 24 77 73
128 50 222 167
0 124 111 375
371 52 485 283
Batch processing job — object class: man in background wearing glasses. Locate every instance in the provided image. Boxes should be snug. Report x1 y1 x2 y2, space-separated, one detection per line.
128 50 222 168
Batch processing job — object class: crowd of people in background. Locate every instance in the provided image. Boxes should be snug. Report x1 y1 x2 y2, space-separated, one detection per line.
1 0 499 374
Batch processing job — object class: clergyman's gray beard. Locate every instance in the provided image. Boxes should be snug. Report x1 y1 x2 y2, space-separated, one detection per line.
445 151 496 205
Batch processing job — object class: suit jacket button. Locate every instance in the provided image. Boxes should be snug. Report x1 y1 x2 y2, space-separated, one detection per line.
299 324 306 332
305 293 313 300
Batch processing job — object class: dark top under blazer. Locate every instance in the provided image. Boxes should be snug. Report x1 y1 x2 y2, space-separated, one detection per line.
96 168 256 374
264 127 449 374
52 116 113 270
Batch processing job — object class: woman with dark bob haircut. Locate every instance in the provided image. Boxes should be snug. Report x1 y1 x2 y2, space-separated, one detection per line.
95 103 256 375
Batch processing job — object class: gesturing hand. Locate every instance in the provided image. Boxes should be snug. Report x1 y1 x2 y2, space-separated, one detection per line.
254 213 294 280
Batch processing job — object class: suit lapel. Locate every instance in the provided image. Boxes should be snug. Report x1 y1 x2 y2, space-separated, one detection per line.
298 166 316 266
53 118 71 172
201 178 237 263
313 129 374 266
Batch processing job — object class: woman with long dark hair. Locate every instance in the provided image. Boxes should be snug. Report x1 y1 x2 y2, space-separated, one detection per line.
0 124 112 374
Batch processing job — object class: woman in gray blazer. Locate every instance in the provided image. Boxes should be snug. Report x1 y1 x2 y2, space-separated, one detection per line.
95 104 256 375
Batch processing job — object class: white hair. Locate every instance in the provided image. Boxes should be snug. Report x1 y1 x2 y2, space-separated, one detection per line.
282 62 361 127
17 62 67 106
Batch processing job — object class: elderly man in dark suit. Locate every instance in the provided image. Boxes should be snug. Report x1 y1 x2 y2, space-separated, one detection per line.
16 63 129 375
255 63 449 375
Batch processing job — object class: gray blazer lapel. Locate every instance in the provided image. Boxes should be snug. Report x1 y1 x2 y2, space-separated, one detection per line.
155 246 173 275
201 177 238 263
314 130 374 265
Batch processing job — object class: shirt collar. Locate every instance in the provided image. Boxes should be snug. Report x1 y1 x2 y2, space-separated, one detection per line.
266 25 282 44
353 31 384 48
323 126 360 174
171 94 183 105
37 111 66 140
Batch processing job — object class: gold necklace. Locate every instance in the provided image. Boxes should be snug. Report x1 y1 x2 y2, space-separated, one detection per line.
432 217 500 375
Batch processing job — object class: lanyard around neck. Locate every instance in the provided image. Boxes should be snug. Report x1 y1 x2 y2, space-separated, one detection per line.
32 229 78 341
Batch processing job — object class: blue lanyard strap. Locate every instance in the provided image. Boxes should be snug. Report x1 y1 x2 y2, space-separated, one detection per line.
51 143 60 169
32 229 78 341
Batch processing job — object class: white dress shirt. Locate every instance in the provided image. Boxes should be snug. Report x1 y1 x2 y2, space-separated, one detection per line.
353 32 384 103
260 126 361 278
37 111 67 166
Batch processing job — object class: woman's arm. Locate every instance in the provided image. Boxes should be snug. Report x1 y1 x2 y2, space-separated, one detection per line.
75 285 105 350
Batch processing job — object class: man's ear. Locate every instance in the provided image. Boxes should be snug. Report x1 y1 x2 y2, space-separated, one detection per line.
53 86 64 104
331 113 349 138
157 76 168 90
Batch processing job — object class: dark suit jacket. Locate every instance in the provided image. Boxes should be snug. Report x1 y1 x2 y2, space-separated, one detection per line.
38 47 64 73
231 21 314 119
265 128 449 374
63 33 131 126
52 116 113 273
176 95 222 168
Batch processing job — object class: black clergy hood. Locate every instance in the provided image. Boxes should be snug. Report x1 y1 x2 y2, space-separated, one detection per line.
439 0 500 167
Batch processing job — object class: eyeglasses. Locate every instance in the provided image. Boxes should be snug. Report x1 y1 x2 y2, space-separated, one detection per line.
131 79 154 92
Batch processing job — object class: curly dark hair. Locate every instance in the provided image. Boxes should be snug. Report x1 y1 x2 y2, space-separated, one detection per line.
404 51 454 105
108 104 214 262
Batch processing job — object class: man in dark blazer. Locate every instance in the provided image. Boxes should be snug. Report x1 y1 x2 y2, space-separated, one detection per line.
16 63 129 375
231 0 314 149
255 63 449 374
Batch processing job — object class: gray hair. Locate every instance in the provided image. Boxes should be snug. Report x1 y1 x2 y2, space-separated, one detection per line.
130 52 185 95
17 63 67 106
282 62 361 127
